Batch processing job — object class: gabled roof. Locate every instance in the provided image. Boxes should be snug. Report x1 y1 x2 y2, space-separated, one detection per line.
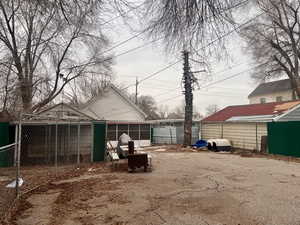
37 103 95 120
80 84 147 119
248 79 292 98
202 100 300 122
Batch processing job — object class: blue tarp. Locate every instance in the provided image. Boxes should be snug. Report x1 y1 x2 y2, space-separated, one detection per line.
192 139 207 148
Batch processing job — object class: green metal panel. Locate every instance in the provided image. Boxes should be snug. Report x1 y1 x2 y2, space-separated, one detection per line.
150 127 154 143
268 121 300 157
0 122 11 167
93 122 106 162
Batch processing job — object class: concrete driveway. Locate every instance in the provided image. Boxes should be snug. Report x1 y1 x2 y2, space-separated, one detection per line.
15 151 300 225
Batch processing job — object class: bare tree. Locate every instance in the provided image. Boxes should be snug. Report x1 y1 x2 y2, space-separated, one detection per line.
0 56 18 111
0 0 113 113
157 104 169 119
143 0 247 53
205 104 219 116
242 0 300 98
136 95 159 120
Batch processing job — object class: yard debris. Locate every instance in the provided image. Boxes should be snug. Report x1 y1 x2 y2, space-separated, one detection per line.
88 168 96 172
0 176 10 182
6 178 24 188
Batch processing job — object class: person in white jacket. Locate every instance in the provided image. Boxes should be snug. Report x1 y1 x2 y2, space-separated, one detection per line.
117 133 131 158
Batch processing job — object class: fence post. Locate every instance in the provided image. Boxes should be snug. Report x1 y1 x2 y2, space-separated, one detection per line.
138 124 141 146
77 122 81 166
91 122 94 163
200 122 202 139
48 125 52 163
44 125 47 164
256 123 258 151
55 121 58 176
15 113 22 198
221 123 224 139
116 124 118 142
14 124 18 167
68 121 71 163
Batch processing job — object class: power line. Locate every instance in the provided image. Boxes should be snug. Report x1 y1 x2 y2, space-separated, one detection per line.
151 60 252 98
105 62 268 118
156 61 268 104
102 31 148 56
121 11 265 91
99 3 144 26
49 38 163 102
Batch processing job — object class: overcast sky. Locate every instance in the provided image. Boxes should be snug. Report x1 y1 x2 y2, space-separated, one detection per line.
105 3 260 115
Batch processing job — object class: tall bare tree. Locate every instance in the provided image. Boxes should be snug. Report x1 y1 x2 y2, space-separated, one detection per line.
205 104 219 116
143 0 247 53
0 0 113 113
243 0 300 98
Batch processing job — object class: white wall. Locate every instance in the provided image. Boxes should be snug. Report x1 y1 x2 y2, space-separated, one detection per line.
249 90 294 104
201 122 267 151
109 140 151 148
82 88 145 121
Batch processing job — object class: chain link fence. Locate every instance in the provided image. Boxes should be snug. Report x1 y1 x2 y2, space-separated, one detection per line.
152 126 200 145
0 113 95 222
0 142 18 221
21 122 93 167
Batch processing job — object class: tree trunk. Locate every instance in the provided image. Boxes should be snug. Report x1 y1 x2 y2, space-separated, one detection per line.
295 77 300 99
183 50 193 147
20 80 33 113
289 76 300 100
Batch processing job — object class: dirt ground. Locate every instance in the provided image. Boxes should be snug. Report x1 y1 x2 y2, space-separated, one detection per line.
4 148 300 225
0 163 106 223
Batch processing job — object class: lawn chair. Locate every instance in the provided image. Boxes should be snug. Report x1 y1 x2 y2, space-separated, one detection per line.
107 141 120 169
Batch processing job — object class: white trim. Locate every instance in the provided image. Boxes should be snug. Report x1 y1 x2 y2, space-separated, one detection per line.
38 103 95 120
273 103 300 121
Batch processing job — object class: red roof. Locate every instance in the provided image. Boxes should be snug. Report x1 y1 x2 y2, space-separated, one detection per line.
202 100 300 122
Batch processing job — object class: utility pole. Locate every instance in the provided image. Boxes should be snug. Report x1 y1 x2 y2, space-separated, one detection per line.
182 50 193 147
135 77 138 104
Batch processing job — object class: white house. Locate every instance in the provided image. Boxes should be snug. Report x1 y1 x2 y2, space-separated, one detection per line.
248 79 297 104
80 85 147 121
38 85 151 149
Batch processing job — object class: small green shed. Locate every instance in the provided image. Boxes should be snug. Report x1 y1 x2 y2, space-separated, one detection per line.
268 103 300 157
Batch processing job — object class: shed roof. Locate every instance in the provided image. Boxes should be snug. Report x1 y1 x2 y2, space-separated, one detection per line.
202 100 300 122
248 79 292 98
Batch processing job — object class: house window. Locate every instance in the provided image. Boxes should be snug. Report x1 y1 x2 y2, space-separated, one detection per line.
129 124 139 140
107 124 117 141
140 124 150 140
260 98 266 103
276 96 283 102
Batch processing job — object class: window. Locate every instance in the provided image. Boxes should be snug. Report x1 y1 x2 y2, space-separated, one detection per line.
117 124 128 138
107 124 117 141
140 124 150 140
129 124 139 140
260 98 266 103
276 96 283 102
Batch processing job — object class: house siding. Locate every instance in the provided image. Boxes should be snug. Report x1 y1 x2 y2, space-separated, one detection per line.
82 88 145 121
249 90 294 104
201 122 267 151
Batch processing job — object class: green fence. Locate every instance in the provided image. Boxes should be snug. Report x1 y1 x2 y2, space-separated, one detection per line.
268 121 300 157
0 122 11 167
93 122 106 162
